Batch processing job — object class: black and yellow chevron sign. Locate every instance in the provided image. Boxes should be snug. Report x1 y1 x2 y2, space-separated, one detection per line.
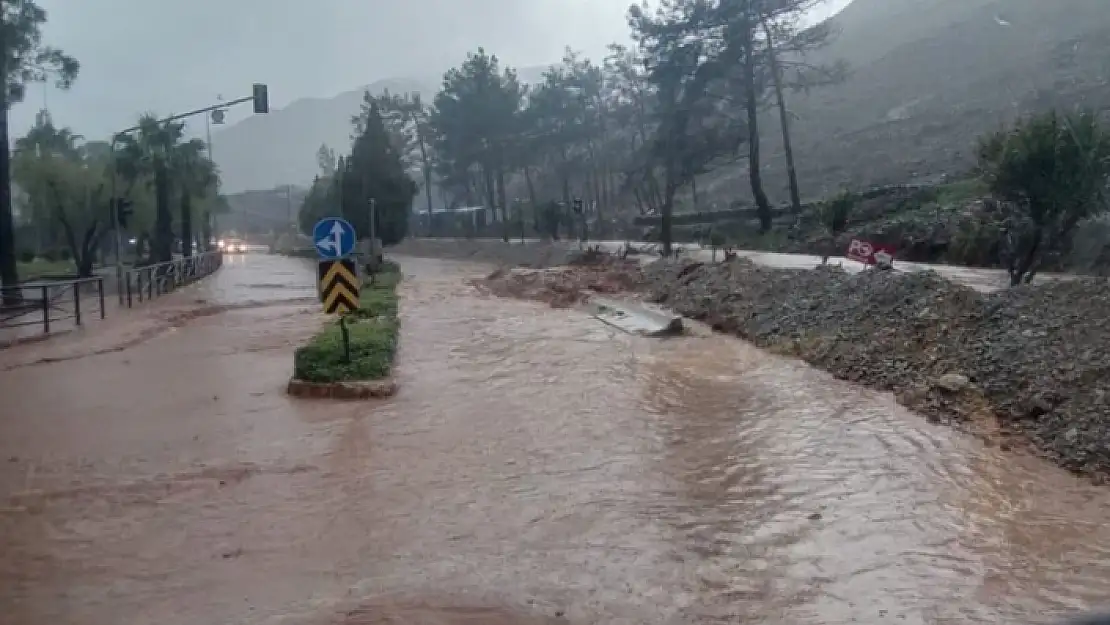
317 259 359 315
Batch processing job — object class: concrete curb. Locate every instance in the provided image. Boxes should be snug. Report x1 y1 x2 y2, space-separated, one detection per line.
286 377 398 399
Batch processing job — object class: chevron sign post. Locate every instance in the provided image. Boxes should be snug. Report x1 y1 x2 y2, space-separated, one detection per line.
318 258 359 315
317 258 360 362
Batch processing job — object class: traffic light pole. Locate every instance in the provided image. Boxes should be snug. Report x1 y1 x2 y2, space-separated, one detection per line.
107 85 269 303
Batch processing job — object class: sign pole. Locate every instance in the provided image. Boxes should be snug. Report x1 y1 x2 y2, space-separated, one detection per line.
338 315 351 363
313 217 361 317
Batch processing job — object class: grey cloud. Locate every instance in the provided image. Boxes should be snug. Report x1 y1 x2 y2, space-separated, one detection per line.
11 0 634 138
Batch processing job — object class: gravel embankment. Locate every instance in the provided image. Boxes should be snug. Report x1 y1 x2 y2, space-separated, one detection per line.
645 259 1110 476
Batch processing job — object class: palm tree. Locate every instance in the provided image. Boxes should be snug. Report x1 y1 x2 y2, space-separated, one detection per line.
173 139 215 257
115 115 184 263
15 110 83 158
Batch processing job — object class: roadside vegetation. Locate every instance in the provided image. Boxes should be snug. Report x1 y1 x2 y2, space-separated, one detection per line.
1 0 228 299
292 262 401 384
290 0 1109 283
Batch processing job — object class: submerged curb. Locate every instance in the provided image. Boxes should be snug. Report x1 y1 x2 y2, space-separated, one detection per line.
286 377 398 399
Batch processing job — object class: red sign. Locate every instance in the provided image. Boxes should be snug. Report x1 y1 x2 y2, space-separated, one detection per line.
846 239 896 267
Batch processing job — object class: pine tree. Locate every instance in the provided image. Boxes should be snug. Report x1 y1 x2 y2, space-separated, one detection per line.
340 100 417 245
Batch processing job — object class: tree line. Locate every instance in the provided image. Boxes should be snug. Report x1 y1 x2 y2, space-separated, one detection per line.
332 0 1109 286
300 0 848 254
12 111 223 274
1 0 224 297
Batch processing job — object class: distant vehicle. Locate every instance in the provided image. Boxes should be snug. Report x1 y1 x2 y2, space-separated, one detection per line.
218 238 247 254
217 238 267 254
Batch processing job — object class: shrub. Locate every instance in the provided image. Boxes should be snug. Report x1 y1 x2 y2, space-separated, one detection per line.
977 109 1110 285
18 250 35 263
818 190 855 263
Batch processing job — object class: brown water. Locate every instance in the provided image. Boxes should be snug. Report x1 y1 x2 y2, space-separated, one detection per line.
1 254 1108 625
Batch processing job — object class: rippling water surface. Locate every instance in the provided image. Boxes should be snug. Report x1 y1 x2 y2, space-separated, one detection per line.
0 255 1107 625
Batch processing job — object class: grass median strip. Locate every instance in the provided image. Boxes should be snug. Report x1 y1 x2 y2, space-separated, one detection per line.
293 264 400 383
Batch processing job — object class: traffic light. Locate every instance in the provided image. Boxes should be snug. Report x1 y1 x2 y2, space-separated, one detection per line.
572 197 584 214
116 198 133 228
252 83 269 114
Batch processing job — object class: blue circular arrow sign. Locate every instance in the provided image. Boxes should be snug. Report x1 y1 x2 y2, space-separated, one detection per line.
312 218 357 259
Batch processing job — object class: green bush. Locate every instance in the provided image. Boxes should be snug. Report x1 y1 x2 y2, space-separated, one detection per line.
40 249 58 262
292 265 401 383
58 248 71 261
18 250 35 263
977 109 1110 284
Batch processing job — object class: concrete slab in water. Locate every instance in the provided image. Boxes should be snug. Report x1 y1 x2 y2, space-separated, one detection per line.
588 296 683 337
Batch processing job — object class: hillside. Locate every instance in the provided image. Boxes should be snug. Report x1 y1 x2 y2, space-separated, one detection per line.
210 0 1110 201
712 0 1110 201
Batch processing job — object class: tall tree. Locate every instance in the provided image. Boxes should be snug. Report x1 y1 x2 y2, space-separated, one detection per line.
0 0 78 298
173 139 215 257
375 91 436 234
340 100 417 245
430 48 523 241
629 0 749 253
115 115 185 263
758 0 846 213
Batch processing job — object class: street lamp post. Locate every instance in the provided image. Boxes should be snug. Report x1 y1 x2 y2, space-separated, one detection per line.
107 85 269 302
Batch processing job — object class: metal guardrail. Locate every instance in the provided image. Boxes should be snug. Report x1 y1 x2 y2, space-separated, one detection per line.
122 251 223 308
0 277 106 335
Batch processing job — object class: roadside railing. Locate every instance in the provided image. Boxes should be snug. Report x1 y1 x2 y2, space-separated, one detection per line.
0 277 106 336
122 251 223 308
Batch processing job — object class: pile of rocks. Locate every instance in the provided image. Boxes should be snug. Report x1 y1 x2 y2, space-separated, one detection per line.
646 258 1110 476
479 258 647 308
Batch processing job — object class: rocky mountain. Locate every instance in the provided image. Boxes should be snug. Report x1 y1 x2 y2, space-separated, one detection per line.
211 0 1110 202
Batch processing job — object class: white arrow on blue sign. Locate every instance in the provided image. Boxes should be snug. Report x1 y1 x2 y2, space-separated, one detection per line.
312 217 357 259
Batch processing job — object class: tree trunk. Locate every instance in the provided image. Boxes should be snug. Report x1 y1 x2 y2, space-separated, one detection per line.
152 164 173 263
201 211 213 252
481 164 496 236
0 96 20 304
742 11 772 232
180 191 193 257
496 166 509 243
763 19 802 214
77 224 100 278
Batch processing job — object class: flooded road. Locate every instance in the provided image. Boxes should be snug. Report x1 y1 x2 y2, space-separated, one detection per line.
1 254 1109 625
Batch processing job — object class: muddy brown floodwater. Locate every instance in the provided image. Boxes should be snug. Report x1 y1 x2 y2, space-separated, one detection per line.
1 254 1109 625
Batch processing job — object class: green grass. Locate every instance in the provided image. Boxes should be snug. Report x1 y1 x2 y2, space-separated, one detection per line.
17 259 77 280
292 263 402 383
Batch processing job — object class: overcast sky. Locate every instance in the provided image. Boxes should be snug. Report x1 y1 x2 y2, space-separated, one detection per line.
11 0 852 140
